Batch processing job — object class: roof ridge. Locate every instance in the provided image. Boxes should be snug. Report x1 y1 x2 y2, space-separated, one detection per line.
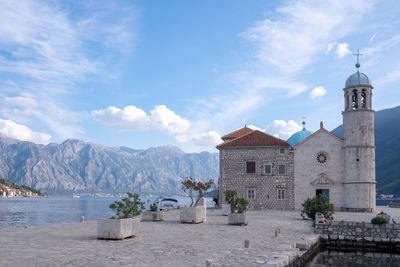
293 127 343 148
217 129 290 148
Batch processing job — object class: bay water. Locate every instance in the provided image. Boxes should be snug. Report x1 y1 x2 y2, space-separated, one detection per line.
0 196 214 230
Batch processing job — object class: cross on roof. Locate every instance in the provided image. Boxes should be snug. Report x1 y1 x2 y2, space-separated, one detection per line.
354 49 363 69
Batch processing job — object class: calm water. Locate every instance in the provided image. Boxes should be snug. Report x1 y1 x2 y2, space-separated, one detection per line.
0 196 213 230
307 250 400 266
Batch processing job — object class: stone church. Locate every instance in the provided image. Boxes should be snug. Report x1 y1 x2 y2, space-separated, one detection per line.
217 62 376 212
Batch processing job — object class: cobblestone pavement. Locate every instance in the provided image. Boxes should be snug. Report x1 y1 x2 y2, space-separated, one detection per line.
0 208 318 267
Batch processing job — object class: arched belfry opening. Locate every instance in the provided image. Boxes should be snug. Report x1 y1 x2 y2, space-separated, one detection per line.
361 89 367 109
352 89 358 110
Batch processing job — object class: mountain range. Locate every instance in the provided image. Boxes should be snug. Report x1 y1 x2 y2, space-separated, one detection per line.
0 135 218 195
0 105 398 196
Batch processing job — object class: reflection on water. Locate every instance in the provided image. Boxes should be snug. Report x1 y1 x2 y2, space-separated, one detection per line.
307 250 400 267
0 196 213 229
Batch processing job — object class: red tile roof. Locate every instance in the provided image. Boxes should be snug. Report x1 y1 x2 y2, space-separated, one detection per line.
221 126 254 140
217 130 290 148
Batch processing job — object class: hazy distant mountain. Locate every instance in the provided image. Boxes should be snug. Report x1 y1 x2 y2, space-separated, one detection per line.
331 105 400 195
0 135 219 195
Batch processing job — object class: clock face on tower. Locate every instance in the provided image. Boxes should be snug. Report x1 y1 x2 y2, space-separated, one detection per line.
316 152 328 165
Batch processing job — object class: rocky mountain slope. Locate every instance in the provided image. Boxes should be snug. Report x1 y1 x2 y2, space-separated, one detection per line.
0 135 219 195
331 105 400 195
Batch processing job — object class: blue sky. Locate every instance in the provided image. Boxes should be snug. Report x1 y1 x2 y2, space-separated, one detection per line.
0 0 399 152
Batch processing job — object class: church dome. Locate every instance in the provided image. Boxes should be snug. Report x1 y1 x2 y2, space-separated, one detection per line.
287 128 313 147
345 71 371 87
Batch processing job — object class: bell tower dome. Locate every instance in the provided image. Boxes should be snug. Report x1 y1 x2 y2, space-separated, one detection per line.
342 50 376 212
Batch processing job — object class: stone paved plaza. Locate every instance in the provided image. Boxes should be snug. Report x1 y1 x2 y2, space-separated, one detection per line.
0 208 317 267
1 206 400 267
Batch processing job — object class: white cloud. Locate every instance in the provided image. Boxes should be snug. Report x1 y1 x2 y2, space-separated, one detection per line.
265 120 302 140
176 131 221 147
326 41 337 54
247 124 263 131
4 96 38 107
0 118 51 144
241 0 375 73
310 86 327 99
92 105 190 134
369 33 377 43
336 43 351 58
0 1 136 140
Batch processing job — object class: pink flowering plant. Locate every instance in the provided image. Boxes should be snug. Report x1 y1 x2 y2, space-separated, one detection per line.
181 177 214 207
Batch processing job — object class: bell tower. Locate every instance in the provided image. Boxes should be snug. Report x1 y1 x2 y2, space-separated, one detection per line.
342 51 376 212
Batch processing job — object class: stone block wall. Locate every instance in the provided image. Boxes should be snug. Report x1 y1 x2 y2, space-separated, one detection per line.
315 221 400 252
219 146 294 210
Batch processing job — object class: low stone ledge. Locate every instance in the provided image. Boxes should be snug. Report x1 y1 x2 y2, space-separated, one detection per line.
316 221 400 252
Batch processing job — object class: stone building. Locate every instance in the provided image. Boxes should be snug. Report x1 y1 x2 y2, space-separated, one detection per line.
217 62 376 212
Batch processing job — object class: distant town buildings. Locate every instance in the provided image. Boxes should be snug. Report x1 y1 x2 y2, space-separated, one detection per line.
0 184 39 197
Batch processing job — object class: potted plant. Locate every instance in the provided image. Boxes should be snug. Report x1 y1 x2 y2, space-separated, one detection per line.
180 177 214 223
222 190 237 216
377 211 390 221
142 198 164 222
228 197 248 226
97 192 145 240
301 195 334 220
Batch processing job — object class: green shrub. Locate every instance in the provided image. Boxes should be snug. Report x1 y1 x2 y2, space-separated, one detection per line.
109 192 145 219
224 190 237 203
149 199 158 212
371 216 388 225
302 195 334 220
233 198 248 214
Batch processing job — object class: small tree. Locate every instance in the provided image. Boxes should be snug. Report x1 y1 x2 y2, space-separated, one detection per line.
109 192 145 219
233 198 248 214
181 177 214 207
302 195 334 220
148 199 159 212
224 190 237 203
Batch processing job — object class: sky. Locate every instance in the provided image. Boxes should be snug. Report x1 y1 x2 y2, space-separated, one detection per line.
0 0 399 152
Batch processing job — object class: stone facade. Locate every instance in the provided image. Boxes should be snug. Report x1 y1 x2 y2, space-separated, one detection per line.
294 128 345 210
217 66 376 212
218 146 294 210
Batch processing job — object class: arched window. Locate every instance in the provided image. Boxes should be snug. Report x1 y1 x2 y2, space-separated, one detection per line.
361 89 367 109
352 89 358 110
345 92 349 110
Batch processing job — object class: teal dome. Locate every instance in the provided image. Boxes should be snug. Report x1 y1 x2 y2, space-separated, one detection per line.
287 128 313 147
345 71 371 87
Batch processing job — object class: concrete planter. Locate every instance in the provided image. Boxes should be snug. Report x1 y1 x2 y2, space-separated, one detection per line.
97 216 140 240
316 214 326 224
222 204 231 216
141 211 164 222
228 213 248 226
180 206 205 224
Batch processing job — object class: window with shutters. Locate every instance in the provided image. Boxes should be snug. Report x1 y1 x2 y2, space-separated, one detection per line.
246 161 256 173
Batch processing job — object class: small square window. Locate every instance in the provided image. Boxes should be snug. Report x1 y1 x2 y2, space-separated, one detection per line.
280 148 285 154
277 189 286 200
278 164 286 174
248 189 255 199
246 161 256 173
264 164 272 174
